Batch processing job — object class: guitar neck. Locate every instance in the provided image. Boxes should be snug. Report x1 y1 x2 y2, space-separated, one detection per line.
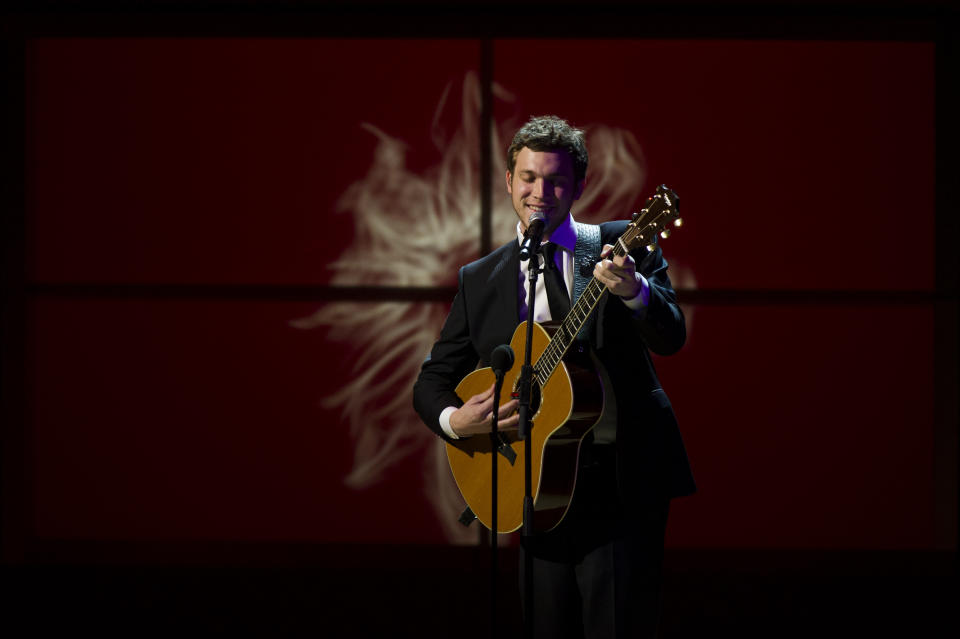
534 240 632 383
533 185 680 384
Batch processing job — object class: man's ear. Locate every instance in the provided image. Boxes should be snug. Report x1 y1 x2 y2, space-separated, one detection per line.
505 170 513 195
574 179 585 200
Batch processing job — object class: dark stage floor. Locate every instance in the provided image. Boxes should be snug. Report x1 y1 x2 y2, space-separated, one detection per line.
2 546 956 637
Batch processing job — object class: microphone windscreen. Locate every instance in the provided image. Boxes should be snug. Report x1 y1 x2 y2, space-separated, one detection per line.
526 211 546 234
490 344 515 376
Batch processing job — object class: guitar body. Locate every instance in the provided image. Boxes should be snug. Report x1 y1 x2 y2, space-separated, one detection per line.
446 321 603 533
443 185 682 534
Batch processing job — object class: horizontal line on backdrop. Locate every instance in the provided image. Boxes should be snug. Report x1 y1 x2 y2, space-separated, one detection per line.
23 283 950 306
25 283 461 302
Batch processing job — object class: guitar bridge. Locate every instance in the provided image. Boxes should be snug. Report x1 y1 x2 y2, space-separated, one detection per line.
496 433 517 465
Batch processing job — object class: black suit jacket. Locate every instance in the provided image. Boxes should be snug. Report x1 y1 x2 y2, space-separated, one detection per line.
413 220 696 505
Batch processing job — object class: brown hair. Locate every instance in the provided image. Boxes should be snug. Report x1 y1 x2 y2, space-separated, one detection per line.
506 115 588 183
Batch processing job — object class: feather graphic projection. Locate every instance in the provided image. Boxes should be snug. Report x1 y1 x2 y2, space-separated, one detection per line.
292 74 688 542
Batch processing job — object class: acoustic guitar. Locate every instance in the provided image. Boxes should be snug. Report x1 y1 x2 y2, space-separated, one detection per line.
446 185 682 533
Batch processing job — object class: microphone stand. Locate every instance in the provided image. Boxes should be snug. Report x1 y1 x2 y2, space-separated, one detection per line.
489 356 506 639
517 232 543 639
486 343 514 639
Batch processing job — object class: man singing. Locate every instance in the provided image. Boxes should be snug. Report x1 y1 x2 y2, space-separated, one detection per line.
413 115 695 638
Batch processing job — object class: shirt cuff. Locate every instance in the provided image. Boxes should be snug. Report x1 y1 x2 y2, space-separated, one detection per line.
439 406 460 439
621 273 650 312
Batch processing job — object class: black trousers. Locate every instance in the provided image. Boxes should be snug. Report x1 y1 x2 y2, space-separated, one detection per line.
520 445 670 639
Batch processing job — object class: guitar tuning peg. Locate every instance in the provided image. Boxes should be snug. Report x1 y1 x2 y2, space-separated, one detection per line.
646 243 656 252
631 211 639 221
660 229 671 239
674 218 683 227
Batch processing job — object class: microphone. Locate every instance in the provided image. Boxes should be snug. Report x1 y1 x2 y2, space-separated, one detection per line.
518 211 546 261
490 344 515 444
490 344 515 379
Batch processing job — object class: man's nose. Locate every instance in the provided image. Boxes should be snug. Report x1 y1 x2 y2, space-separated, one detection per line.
532 178 546 198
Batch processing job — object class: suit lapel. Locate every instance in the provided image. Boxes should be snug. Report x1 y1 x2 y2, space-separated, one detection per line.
488 240 521 326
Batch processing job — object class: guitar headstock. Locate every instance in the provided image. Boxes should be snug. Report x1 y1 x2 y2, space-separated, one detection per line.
620 185 682 254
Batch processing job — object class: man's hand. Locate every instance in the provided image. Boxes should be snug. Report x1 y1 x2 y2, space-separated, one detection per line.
449 383 519 437
594 243 642 299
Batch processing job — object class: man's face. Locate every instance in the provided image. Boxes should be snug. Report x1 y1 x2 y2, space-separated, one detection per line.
506 147 584 235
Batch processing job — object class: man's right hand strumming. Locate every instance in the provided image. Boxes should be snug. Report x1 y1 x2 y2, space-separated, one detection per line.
449 383 520 437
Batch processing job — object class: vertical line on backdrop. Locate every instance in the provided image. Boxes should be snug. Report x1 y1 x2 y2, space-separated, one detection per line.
478 37 495 548
480 38 494 257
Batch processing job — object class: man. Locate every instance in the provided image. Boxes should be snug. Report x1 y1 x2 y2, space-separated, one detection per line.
413 116 695 638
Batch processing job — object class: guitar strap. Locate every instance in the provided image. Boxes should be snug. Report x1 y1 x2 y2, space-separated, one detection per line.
574 222 618 445
573 221 602 341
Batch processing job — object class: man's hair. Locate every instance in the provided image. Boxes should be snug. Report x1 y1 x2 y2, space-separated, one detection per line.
506 115 588 183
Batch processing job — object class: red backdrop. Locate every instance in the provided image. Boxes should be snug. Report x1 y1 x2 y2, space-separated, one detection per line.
23 38 937 549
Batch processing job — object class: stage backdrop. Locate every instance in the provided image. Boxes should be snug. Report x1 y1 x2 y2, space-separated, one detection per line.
21 38 937 550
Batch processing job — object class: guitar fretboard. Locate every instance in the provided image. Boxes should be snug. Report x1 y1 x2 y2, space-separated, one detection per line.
532 241 630 385
528 185 677 389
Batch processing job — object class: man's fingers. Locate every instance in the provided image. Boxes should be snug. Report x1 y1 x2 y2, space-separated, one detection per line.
476 395 495 417
468 384 496 406
455 394 520 434
613 253 636 272
482 397 517 421
594 262 620 283
498 399 519 416
498 413 520 430
597 245 635 273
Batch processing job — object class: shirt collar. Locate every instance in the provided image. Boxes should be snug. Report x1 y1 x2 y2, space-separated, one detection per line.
515 212 577 252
